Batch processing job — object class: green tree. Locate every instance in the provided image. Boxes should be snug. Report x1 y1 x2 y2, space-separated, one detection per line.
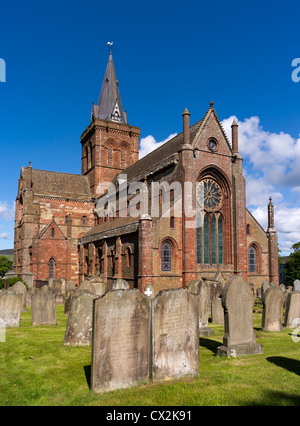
286 242 300 286
0 256 13 278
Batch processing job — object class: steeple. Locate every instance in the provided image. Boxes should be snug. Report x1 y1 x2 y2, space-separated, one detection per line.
92 51 128 124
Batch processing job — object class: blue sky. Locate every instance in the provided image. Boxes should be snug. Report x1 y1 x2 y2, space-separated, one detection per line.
0 0 300 254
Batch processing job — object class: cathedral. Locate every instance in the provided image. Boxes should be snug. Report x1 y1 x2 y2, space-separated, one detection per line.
13 52 279 292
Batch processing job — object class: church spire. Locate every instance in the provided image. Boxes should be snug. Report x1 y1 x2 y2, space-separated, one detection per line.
92 51 128 124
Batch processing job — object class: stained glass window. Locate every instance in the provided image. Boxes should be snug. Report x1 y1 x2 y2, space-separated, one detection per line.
196 178 224 265
161 242 172 271
49 258 54 278
249 246 256 272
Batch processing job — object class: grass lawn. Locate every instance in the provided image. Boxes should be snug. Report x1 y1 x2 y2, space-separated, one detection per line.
0 304 299 406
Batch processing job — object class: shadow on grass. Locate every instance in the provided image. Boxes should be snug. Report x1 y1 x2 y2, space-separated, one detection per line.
199 337 221 355
84 365 91 388
267 356 300 376
244 390 300 406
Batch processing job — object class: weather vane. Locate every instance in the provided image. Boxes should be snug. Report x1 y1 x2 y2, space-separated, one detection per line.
107 41 114 52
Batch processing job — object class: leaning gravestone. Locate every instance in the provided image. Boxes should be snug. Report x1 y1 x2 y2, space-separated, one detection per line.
188 279 213 336
91 289 150 393
284 291 300 328
217 276 263 357
64 290 96 346
293 279 300 292
31 286 56 326
0 289 22 327
151 288 199 382
262 286 285 332
12 281 27 312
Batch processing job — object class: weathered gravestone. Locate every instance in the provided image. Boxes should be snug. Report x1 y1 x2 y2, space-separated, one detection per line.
0 289 22 327
284 291 300 328
151 288 199 382
261 279 270 299
91 289 150 393
31 286 56 326
11 281 27 312
211 297 224 324
262 286 285 332
188 279 213 336
65 280 76 296
217 276 263 357
293 279 300 292
52 279 65 294
64 290 96 346
111 278 130 290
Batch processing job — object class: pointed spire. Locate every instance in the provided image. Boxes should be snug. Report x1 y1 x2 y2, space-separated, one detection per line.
268 197 275 230
92 51 127 124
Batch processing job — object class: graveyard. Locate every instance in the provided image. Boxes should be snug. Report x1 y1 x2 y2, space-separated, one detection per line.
0 279 300 406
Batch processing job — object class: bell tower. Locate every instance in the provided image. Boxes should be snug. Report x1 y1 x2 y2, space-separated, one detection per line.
81 51 140 198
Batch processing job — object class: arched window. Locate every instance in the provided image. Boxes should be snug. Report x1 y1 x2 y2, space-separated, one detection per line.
248 246 256 272
246 224 250 235
161 242 172 272
121 148 126 168
108 144 113 166
51 228 55 238
49 258 55 278
126 247 131 267
82 216 87 226
196 178 224 265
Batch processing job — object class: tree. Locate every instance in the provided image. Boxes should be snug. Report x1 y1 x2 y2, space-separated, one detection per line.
286 242 300 286
0 256 13 278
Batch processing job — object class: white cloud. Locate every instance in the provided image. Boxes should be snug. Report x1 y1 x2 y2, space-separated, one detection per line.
222 116 300 254
139 133 177 159
0 233 10 240
0 201 15 221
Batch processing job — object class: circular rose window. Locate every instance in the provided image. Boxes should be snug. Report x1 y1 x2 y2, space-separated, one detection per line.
197 179 222 211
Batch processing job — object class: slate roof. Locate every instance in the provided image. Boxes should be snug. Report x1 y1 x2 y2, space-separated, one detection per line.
24 168 92 201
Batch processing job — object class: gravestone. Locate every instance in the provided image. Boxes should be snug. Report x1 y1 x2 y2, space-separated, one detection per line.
211 297 224 324
144 283 155 298
261 279 270 299
65 280 75 296
151 288 199 382
12 281 27 311
284 291 300 328
55 293 65 305
111 278 130 290
91 289 150 393
217 276 263 357
279 284 286 293
31 286 56 326
64 290 96 346
0 289 22 327
262 286 285 332
52 279 64 294
188 279 213 336
293 279 300 292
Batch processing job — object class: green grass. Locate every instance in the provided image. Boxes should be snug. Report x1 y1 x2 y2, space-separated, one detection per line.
0 305 299 406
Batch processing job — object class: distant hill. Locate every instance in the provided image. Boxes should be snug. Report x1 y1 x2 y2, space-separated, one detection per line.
0 249 14 256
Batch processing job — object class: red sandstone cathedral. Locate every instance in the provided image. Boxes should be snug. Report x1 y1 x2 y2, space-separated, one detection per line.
13 52 279 292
